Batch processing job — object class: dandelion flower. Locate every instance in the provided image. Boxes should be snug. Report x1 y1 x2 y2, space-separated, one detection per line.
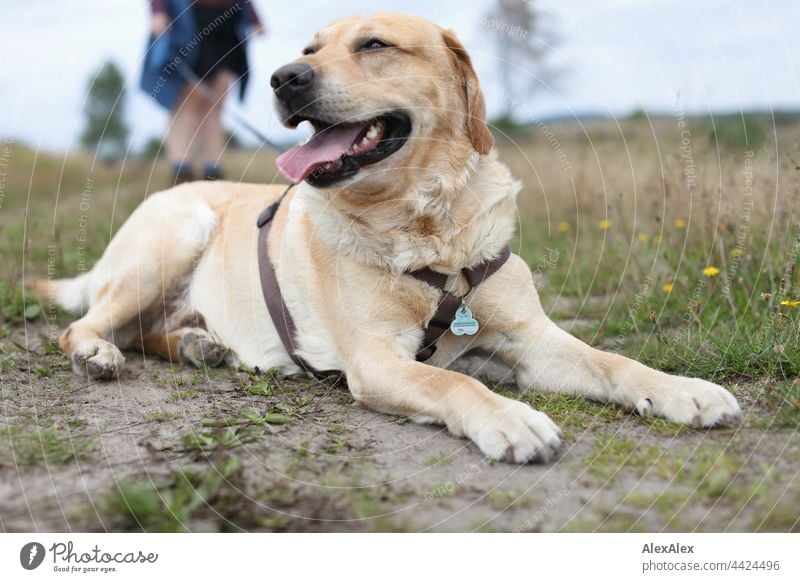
675 218 686 229
780 299 800 308
662 282 674 293
557 221 570 233
703 266 720 277
637 232 648 242
653 235 663 244
599 220 612 230
731 248 744 257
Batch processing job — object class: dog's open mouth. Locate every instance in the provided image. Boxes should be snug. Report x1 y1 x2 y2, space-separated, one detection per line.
276 112 411 186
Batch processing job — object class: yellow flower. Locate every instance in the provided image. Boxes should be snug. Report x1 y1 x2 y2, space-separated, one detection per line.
557 221 570 233
637 232 648 242
662 282 674 293
653 235 663 244
598 220 612 230
703 266 720 277
730 248 744 257
675 218 686 229
780 299 800 308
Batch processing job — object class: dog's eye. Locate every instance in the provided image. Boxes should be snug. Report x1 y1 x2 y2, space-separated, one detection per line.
302 46 317 55
358 39 390 52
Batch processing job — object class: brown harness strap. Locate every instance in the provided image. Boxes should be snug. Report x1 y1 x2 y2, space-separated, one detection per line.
408 245 511 361
257 187 511 369
256 185 340 379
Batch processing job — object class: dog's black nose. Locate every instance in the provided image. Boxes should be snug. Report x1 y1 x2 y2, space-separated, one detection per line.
271 63 315 101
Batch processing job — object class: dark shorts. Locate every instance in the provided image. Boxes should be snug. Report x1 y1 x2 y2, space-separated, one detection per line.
189 5 248 81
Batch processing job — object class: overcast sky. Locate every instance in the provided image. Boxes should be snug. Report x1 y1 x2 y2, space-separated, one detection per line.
0 0 797 152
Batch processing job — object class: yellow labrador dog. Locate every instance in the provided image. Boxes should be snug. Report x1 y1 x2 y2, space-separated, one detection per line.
33 13 740 463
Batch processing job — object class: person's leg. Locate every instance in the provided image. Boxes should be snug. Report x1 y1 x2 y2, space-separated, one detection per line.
165 84 204 184
198 71 234 180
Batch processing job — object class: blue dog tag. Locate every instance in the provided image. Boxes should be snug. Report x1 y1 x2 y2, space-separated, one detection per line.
450 306 479 336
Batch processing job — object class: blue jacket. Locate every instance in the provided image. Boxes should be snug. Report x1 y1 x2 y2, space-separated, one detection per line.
139 0 253 111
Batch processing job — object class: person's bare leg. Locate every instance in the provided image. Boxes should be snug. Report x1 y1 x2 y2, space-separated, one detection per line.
165 84 204 181
198 71 234 178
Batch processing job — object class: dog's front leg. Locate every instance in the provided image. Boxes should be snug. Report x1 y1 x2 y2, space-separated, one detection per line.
505 318 741 427
346 350 562 463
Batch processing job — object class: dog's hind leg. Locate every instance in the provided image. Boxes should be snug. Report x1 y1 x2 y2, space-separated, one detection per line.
140 327 229 368
46 188 218 380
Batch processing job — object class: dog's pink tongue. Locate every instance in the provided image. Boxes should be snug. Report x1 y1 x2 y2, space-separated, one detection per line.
276 124 365 183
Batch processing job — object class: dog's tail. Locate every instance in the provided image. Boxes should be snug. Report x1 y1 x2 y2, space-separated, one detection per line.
24 273 91 314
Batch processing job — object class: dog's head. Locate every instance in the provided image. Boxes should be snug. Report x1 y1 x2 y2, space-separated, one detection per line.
272 13 493 192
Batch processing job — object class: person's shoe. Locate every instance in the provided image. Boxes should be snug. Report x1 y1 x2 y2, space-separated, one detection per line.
171 163 194 186
203 164 224 181
172 168 195 185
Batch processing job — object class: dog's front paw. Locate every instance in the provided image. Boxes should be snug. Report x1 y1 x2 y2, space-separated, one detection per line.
636 376 740 427
464 398 563 463
71 339 125 380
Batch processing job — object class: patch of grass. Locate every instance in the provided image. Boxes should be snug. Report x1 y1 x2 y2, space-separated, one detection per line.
3 424 94 466
505 390 626 434
103 457 242 532
66 417 89 429
423 452 454 466
637 416 688 437
619 449 773 529
168 389 197 403
145 409 179 423
244 368 279 397
705 113 769 152
584 434 674 479
0 280 29 323
756 379 800 429
485 489 537 511
182 425 266 452
0 351 21 373
182 410 292 452
520 171 800 387
324 433 349 455
276 394 314 417
751 488 800 532
561 510 650 533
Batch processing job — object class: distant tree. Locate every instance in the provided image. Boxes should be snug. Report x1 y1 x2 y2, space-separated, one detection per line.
141 136 164 158
80 61 129 161
483 0 558 120
224 130 244 150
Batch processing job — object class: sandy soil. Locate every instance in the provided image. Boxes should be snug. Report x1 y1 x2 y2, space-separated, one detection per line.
1 322 797 533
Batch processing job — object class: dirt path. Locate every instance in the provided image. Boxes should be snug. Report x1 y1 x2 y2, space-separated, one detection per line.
1 324 797 532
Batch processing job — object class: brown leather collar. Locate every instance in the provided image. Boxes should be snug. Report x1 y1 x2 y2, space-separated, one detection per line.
256 186 511 371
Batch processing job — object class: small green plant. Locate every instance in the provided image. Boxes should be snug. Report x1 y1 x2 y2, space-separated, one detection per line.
103 457 241 532
245 368 280 396
182 410 292 452
168 389 197 403
145 409 179 423
4 425 94 465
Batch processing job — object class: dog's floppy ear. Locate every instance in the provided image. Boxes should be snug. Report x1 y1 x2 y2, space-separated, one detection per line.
442 29 493 155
